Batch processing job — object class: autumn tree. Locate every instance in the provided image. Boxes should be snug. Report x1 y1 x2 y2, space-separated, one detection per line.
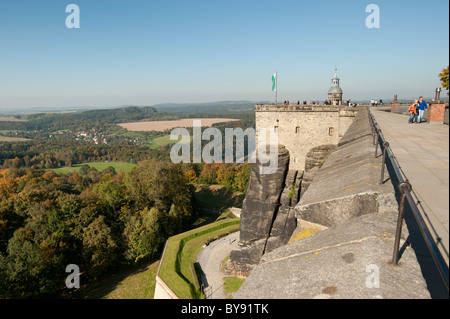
0 156 197 297
439 65 449 95
184 169 198 184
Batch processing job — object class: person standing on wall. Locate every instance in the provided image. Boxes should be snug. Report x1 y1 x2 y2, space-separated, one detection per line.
417 96 428 123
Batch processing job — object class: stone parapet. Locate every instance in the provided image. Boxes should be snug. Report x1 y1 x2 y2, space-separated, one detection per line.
428 103 446 124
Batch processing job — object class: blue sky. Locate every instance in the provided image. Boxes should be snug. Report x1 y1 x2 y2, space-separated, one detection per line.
0 0 448 110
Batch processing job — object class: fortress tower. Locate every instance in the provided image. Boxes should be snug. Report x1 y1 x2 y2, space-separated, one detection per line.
255 104 357 172
328 67 343 105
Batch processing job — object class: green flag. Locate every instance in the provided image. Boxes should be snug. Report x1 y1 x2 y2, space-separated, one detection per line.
272 73 277 91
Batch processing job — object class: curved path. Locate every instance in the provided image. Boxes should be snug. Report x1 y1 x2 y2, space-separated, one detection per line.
197 231 240 299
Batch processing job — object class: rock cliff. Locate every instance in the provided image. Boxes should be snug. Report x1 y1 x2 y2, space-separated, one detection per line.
227 142 338 276
226 145 291 276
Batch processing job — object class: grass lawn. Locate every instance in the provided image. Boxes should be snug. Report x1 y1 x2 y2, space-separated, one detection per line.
158 216 240 299
223 276 245 295
75 261 159 299
46 162 136 174
149 134 191 149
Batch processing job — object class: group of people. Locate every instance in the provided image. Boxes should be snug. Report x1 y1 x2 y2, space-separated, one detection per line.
281 100 358 106
283 100 321 105
344 99 358 107
371 99 383 107
408 96 428 124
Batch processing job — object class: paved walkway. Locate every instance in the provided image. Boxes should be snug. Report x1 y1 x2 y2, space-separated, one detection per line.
197 231 240 299
371 109 449 266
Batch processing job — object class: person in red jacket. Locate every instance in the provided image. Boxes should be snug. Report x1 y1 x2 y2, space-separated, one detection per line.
408 99 418 123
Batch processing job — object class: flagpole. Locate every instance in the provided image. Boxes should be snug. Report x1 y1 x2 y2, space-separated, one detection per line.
275 71 278 105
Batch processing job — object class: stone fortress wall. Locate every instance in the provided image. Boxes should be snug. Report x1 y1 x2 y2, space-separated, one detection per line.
255 104 357 171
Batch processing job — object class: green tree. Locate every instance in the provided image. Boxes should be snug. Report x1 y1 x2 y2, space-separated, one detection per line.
93 175 126 213
103 166 117 176
123 207 164 263
125 160 193 219
82 215 119 278
0 200 23 252
79 164 90 176
0 228 64 298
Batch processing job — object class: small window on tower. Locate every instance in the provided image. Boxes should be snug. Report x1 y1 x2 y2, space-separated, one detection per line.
329 127 334 136
295 126 300 134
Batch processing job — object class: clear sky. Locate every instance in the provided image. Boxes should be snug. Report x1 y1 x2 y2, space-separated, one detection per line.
0 0 448 110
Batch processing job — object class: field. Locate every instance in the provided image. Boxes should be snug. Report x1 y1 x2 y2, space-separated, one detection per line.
149 134 188 149
0 117 28 122
46 162 136 174
0 136 31 142
118 118 240 132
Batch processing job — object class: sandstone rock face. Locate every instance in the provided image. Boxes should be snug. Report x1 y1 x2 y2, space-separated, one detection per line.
264 206 298 253
227 145 299 276
300 144 337 198
279 170 303 207
265 170 303 253
238 145 290 244
227 143 342 276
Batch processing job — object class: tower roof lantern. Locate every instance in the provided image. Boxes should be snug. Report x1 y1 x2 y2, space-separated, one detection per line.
328 66 343 94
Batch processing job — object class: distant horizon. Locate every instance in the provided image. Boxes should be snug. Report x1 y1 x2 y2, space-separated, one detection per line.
1 96 448 116
1 88 448 113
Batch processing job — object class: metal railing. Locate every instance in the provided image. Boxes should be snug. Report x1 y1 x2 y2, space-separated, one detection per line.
368 108 449 293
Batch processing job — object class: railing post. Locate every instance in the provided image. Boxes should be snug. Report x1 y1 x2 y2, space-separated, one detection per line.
374 131 380 157
380 142 389 184
372 125 377 145
392 181 412 265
